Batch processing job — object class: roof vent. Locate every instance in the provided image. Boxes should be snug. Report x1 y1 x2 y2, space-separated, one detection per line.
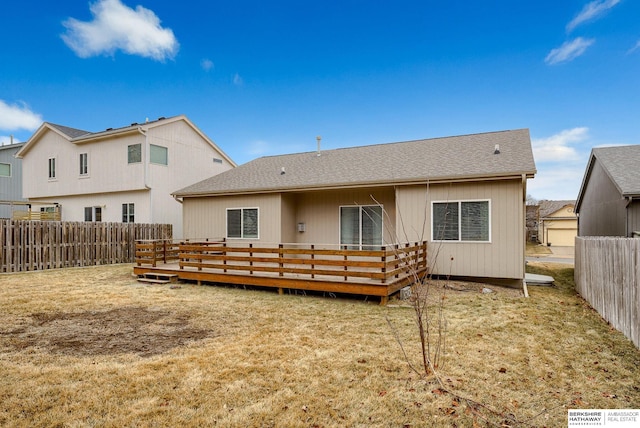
316 136 322 156
494 144 500 155
158 116 166 121
281 167 286 175
131 122 138 126
106 128 113 131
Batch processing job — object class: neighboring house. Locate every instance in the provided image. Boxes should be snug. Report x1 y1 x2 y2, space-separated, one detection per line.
0 141 27 218
173 129 536 287
537 200 577 246
16 115 235 238
575 145 640 237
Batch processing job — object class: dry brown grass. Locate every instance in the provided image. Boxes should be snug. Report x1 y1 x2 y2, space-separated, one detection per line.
1 263 638 427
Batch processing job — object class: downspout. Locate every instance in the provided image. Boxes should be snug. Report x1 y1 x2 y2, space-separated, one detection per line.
522 174 529 298
137 127 152 223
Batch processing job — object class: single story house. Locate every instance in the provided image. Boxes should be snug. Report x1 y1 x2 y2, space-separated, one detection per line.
537 200 577 247
575 145 640 237
173 129 536 288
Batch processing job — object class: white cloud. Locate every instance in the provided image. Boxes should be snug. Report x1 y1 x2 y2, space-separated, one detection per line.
61 0 179 61
567 0 620 33
0 100 42 131
0 135 22 145
545 37 595 65
201 58 214 71
233 73 243 86
532 127 589 162
628 40 640 54
527 166 586 201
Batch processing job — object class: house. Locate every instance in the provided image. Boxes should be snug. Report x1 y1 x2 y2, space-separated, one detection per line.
172 129 536 288
537 200 577 246
0 141 27 218
16 115 235 238
575 145 640 237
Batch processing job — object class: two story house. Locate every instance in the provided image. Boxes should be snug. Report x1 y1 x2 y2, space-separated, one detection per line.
16 115 235 238
0 141 26 218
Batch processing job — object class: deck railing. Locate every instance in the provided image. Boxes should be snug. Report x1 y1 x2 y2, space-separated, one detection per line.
171 241 428 284
135 239 225 267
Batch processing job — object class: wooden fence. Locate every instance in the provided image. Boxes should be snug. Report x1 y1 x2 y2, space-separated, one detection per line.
575 237 640 348
0 220 172 273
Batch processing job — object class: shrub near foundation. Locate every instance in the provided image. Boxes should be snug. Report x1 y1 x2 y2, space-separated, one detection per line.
0 263 638 427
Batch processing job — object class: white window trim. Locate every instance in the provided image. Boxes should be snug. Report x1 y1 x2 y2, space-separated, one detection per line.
226 207 260 239
430 199 492 243
0 162 11 178
149 144 168 166
338 204 385 250
79 152 89 177
128 143 142 164
48 157 57 181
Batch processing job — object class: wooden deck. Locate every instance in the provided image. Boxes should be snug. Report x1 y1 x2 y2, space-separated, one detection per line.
134 240 428 304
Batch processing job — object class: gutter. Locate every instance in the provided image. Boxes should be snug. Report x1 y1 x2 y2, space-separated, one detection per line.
174 173 537 199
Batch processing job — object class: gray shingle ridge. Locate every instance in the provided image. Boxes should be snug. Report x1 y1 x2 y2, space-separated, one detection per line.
592 144 640 196
174 128 536 197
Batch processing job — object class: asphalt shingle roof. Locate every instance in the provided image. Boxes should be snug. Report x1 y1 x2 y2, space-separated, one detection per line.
539 200 575 218
175 129 536 197
592 145 640 196
48 123 91 139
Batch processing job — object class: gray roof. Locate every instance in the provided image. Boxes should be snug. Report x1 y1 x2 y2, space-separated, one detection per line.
175 129 536 197
539 200 575 218
592 145 640 196
48 123 91 139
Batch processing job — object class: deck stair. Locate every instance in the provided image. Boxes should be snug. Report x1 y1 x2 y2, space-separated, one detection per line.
137 273 179 284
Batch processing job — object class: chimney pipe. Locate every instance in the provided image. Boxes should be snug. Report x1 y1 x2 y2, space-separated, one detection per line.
316 136 321 156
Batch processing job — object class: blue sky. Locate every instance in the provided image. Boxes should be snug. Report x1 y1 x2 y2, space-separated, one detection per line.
2 0 639 201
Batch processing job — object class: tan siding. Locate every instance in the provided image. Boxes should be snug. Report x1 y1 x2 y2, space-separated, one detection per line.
281 193 297 243
294 188 395 247
397 180 524 280
183 194 281 243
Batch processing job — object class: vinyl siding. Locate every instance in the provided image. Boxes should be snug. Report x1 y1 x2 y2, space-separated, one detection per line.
396 179 525 280
0 144 25 218
578 159 627 236
28 191 151 223
294 188 396 247
182 194 281 243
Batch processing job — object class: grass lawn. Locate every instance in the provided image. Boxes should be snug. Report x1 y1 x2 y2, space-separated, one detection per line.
1 263 638 427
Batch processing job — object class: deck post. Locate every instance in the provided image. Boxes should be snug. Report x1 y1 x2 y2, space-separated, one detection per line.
394 243 400 279
381 245 387 283
278 244 284 277
249 243 253 275
343 245 348 281
311 244 315 279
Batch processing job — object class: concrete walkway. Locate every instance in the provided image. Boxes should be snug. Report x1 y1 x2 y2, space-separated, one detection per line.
526 245 574 266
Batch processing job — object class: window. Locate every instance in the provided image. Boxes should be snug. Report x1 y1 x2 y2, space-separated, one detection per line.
432 200 490 242
0 162 10 177
150 144 168 165
48 157 56 179
122 203 134 223
79 153 88 175
213 158 223 164
226 208 258 239
340 205 383 250
128 144 141 164
84 206 102 222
